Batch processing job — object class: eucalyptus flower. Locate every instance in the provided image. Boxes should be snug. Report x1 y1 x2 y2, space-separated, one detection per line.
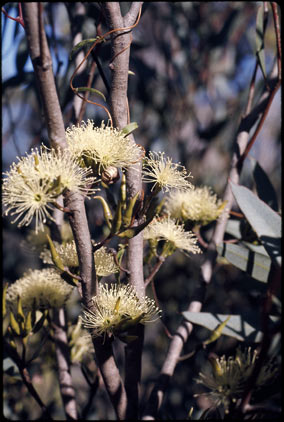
81 283 161 338
143 215 201 256
194 348 279 413
165 186 225 225
66 120 143 174
2 146 97 233
142 151 193 192
94 247 120 277
69 318 94 363
6 268 74 312
40 241 119 276
40 240 79 268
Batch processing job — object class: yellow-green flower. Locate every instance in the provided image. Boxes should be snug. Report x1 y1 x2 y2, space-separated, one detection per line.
81 283 161 338
143 215 201 256
2 146 97 233
142 151 193 192
66 120 143 174
6 268 74 312
194 348 279 413
165 186 224 225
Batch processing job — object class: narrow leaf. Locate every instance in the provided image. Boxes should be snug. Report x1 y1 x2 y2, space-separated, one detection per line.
74 87 106 102
230 182 281 267
182 311 279 343
120 122 139 137
250 157 279 212
256 4 266 79
217 242 271 283
69 37 102 60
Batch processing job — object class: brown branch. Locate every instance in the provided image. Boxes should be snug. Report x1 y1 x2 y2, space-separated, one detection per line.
1 3 25 28
52 308 78 420
102 3 144 419
4 339 52 419
21 3 67 151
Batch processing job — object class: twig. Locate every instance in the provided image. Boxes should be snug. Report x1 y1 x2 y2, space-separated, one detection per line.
145 256 165 288
1 3 25 28
4 339 52 419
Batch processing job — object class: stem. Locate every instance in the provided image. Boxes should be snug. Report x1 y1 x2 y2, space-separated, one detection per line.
21 3 67 151
102 3 144 419
52 308 78 420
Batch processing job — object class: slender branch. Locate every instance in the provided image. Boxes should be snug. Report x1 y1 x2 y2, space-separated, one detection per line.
123 2 144 27
52 308 78 420
145 256 165 288
1 3 25 28
102 3 144 419
21 3 67 150
4 339 52 419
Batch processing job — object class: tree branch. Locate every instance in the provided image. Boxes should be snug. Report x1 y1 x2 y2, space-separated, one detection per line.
102 3 145 418
22 3 67 150
52 308 78 420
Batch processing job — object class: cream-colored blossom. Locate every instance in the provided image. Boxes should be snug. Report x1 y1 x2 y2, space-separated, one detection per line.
94 247 120 277
143 215 201 256
81 283 161 338
142 151 193 192
165 186 224 225
40 240 79 268
30 145 98 194
40 241 119 276
194 347 279 413
66 120 143 174
2 167 57 233
2 146 97 233
69 318 94 363
6 268 74 312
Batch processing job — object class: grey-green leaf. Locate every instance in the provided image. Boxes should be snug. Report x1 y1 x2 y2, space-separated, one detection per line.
250 157 279 212
230 182 281 267
75 87 106 102
69 38 101 60
182 311 279 343
256 4 266 79
217 241 271 283
120 122 139 137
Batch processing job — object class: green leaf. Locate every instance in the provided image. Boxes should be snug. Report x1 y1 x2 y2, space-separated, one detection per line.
74 87 106 102
182 311 279 343
230 182 281 267
217 242 271 283
69 37 102 60
250 157 279 212
256 4 266 79
120 122 139 137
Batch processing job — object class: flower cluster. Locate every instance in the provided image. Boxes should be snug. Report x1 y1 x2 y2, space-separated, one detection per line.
142 151 193 192
165 186 224 225
40 241 119 277
81 283 161 338
2 146 97 233
6 268 74 312
143 215 201 256
195 347 279 413
66 120 144 174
